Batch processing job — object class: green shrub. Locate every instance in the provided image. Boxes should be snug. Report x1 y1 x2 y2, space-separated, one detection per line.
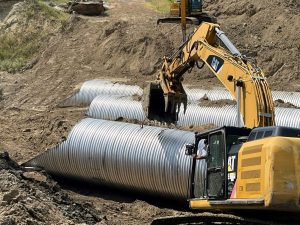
145 0 173 13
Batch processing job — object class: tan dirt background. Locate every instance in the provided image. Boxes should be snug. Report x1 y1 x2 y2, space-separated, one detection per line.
0 0 299 224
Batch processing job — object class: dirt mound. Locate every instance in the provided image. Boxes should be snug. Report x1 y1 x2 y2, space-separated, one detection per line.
0 0 69 72
274 99 300 109
198 95 236 107
203 0 300 91
0 152 102 225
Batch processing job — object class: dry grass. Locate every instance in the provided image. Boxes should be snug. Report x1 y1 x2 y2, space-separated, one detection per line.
0 0 69 72
145 0 173 13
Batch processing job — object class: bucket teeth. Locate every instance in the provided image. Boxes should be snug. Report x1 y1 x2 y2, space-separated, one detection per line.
164 92 187 116
143 82 187 123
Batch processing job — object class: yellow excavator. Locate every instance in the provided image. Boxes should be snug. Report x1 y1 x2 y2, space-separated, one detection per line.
157 0 215 41
144 21 274 129
144 1 300 224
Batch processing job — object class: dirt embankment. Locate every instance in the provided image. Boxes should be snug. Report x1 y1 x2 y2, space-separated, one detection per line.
204 0 300 91
0 0 299 224
0 152 103 225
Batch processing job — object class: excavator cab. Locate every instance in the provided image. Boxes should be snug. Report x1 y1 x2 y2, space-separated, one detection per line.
188 126 300 211
157 0 215 25
189 127 251 200
152 126 300 224
170 0 202 17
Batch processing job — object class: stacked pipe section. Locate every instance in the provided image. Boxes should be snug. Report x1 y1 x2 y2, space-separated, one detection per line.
24 119 206 200
87 95 300 129
60 80 143 107
60 80 300 107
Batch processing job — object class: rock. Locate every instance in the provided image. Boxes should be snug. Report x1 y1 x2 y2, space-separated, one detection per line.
22 128 31 132
68 1 104 16
2 189 19 203
22 171 47 182
0 217 16 225
0 151 20 170
246 4 257 17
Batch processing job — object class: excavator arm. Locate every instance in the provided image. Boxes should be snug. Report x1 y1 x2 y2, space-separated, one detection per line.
144 22 274 128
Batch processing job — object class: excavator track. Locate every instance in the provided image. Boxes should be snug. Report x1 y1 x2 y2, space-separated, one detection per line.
151 212 299 225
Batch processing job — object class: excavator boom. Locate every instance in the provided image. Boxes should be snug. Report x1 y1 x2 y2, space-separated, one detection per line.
144 22 275 128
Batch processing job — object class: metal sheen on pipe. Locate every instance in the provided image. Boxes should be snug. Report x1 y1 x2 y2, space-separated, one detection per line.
60 80 300 107
87 95 145 121
61 80 143 107
87 95 300 129
24 119 206 200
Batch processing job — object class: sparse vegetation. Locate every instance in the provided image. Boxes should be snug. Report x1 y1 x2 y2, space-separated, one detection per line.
145 0 173 13
39 0 68 4
0 0 69 73
0 32 40 72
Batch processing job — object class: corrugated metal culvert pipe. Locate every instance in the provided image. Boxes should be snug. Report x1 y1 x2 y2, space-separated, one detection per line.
60 79 300 107
186 88 300 107
25 119 206 200
87 95 300 129
88 95 146 121
60 80 143 107
87 95 242 126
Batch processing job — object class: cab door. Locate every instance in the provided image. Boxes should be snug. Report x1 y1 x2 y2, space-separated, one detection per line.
206 131 226 199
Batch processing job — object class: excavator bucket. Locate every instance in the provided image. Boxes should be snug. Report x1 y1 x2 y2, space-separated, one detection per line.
142 82 187 123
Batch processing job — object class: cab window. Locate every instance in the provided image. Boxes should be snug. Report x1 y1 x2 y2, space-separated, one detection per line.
208 132 224 168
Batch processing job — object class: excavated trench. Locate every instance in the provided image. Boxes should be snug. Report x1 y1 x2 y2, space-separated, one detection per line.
24 79 300 203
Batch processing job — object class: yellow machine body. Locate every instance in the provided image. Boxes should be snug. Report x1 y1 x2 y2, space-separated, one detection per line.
190 136 300 212
170 2 181 16
170 1 202 17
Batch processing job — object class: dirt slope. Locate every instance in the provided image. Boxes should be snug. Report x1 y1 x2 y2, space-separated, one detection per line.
205 0 300 91
0 152 103 225
0 0 299 224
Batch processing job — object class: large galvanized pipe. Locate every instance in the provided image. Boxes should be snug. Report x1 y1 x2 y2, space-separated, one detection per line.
88 95 145 121
60 80 300 107
187 89 300 107
60 80 143 107
24 119 206 200
185 88 232 102
87 95 300 129
86 95 242 127
272 91 300 108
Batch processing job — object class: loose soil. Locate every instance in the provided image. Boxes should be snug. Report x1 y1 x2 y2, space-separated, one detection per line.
0 0 299 224
0 152 103 225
